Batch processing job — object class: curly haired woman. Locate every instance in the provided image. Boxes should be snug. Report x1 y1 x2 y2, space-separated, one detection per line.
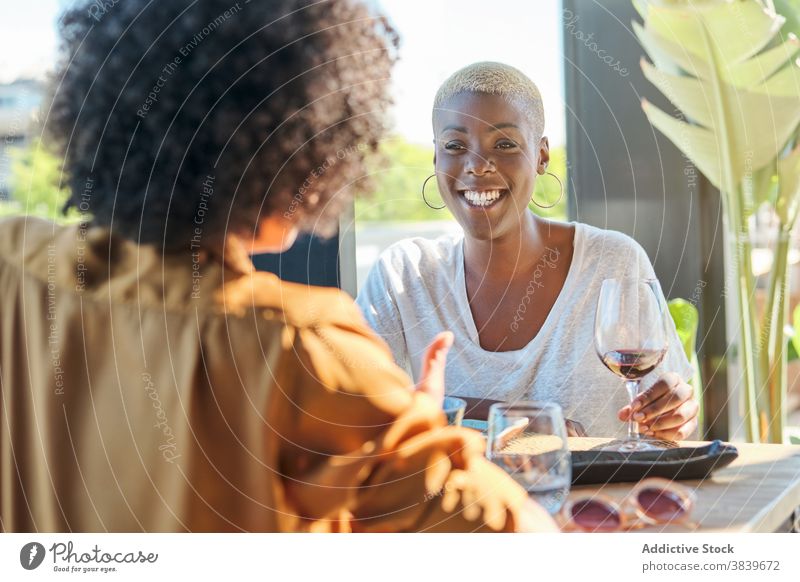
0 3 553 533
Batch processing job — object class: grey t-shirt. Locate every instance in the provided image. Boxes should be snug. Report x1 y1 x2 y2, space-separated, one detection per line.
356 222 694 438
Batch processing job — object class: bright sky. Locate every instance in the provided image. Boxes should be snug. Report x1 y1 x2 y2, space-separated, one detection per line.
0 0 566 145
0 0 62 84
378 0 566 145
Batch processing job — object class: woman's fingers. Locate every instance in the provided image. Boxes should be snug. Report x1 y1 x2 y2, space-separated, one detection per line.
646 414 698 442
517 498 559 532
618 372 683 421
632 375 693 423
566 419 587 437
631 372 681 411
415 331 454 405
641 399 700 434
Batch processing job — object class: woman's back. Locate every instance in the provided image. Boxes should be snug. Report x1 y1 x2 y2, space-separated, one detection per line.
0 216 325 530
1 215 536 532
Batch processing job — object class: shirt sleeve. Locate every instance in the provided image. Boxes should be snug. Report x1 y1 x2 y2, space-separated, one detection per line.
273 306 535 533
355 257 413 376
631 241 696 385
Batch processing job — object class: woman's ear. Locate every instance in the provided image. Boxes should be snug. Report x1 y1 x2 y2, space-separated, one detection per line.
537 136 550 175
248 213 299 255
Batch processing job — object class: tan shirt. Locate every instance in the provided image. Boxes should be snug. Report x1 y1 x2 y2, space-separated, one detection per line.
0 216 528 532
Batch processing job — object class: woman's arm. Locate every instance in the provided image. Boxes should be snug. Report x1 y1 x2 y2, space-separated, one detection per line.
276 300 556 532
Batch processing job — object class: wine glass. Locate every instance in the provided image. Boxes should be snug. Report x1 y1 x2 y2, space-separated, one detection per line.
594 277 669 452
486 402 571 514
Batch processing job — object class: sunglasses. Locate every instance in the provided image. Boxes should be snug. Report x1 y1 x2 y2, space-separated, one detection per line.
560 478 697 532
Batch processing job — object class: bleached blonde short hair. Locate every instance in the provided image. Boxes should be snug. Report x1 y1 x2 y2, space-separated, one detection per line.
433 62 545 137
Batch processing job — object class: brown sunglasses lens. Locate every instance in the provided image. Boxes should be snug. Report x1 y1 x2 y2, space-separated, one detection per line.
636 487 688 521
570 499 622 531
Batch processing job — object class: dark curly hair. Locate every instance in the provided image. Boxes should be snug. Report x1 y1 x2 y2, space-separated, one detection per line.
46 0 398 250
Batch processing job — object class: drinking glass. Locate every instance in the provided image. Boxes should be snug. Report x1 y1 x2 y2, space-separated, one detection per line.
595 277 669 452
442 396 466 426
486 402 571 514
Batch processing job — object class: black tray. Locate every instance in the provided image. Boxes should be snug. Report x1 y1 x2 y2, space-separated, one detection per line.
571 440 739 486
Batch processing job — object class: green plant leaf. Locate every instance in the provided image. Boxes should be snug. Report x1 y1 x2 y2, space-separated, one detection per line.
641 0 783 66
669 298 703 430
635 20 800 87
791 303 800 357
776 145 800 228
775 0 800 39
787 322 800 361
641 100 728 190
641 51 800 192
668 298 699 359
726 36 800 87
749 164 778 214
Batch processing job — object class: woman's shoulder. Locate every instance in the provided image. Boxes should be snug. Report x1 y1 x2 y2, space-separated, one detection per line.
572 222 654 278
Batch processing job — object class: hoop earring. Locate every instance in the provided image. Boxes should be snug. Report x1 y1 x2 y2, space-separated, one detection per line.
530 171 564 209
422 174 446 210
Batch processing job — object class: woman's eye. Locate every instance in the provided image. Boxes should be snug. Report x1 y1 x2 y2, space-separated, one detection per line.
444 141 465 151
496 140 518 149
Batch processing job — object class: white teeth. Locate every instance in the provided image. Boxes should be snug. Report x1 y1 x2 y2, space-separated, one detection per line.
463 190 502 207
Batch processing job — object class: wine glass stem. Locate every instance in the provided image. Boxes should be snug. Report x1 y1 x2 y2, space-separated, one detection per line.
625 379 640 440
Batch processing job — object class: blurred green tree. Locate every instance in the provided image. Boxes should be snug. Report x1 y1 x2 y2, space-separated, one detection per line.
0 138 75 221
2 137 569 224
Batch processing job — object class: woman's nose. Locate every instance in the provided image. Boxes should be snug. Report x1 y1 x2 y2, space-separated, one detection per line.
465 149 496 175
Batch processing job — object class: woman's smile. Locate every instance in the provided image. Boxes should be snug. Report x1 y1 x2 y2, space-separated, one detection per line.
459 188 510 209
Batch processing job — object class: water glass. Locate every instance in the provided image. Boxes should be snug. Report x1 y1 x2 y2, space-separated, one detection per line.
443 396 466 426
487 401 571 514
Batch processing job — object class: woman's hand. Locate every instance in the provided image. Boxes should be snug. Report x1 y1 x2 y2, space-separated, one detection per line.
414 331 454 406
565 419 587 437
617 372 699 441
517 498 560 532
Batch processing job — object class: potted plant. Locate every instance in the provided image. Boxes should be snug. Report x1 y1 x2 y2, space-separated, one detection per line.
634 0 800 443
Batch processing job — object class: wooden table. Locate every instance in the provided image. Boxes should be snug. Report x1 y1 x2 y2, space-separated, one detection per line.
565 438 800 532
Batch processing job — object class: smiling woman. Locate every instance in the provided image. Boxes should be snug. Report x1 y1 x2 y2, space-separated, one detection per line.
357 62 700 441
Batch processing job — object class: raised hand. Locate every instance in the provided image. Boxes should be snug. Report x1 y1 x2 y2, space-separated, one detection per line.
414 331 454 406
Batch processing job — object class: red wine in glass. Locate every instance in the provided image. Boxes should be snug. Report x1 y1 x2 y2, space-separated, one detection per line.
601 348 666 380
594 278 669 452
